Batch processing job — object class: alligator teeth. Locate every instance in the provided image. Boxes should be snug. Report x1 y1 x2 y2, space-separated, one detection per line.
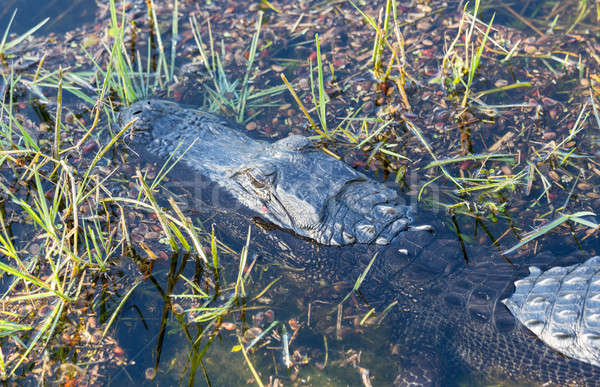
319 228 333 245
329 238 341 247
408 224 433 232
330 222 344 246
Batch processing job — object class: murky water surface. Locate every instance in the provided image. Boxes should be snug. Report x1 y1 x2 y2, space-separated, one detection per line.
1 1 599 386
0 0 96 34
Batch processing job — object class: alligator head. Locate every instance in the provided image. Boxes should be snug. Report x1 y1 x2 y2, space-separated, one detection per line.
230 134 416 245
119 99 419 246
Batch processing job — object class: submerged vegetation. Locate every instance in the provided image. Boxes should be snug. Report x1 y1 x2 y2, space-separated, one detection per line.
0 0 598 385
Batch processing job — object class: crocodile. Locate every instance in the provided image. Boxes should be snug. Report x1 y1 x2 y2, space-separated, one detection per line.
118 99 417 246
118 99 600 385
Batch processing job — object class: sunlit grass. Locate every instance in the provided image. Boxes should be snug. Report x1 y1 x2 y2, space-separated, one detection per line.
190 12 286 123
338 0 598 250
0 4 273 383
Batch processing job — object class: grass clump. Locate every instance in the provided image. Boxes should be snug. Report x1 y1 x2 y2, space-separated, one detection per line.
190 11 286 124
0 4 274 384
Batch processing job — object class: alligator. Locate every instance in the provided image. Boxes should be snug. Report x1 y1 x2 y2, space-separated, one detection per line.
119 99 600 386
118 99 418 246
503 256 600 369
363 234 600 386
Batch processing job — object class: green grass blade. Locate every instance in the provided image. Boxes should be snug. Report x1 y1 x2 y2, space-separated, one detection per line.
237 12 263 123
2 16 49 52
170 0 179 80
341 252 378 304
0 10 17 51
315 33 328 136
503 211 597 255
102 280 142 338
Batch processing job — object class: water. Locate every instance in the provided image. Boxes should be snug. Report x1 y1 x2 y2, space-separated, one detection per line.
0 0 96 35
1 1 599 386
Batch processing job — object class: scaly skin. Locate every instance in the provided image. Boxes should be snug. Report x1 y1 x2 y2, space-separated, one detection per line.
503 256 600 369
363 234 600 386
118 99 416 246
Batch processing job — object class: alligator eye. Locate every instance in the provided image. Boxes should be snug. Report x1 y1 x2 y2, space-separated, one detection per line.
246 165 275 190
250 176 265 189
132 109 143 115
249 174 266 189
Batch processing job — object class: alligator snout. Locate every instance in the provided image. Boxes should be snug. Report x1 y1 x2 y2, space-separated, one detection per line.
312 180 414 246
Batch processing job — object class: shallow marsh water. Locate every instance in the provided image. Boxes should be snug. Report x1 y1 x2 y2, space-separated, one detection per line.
1 0 599 386
0 0 96 34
